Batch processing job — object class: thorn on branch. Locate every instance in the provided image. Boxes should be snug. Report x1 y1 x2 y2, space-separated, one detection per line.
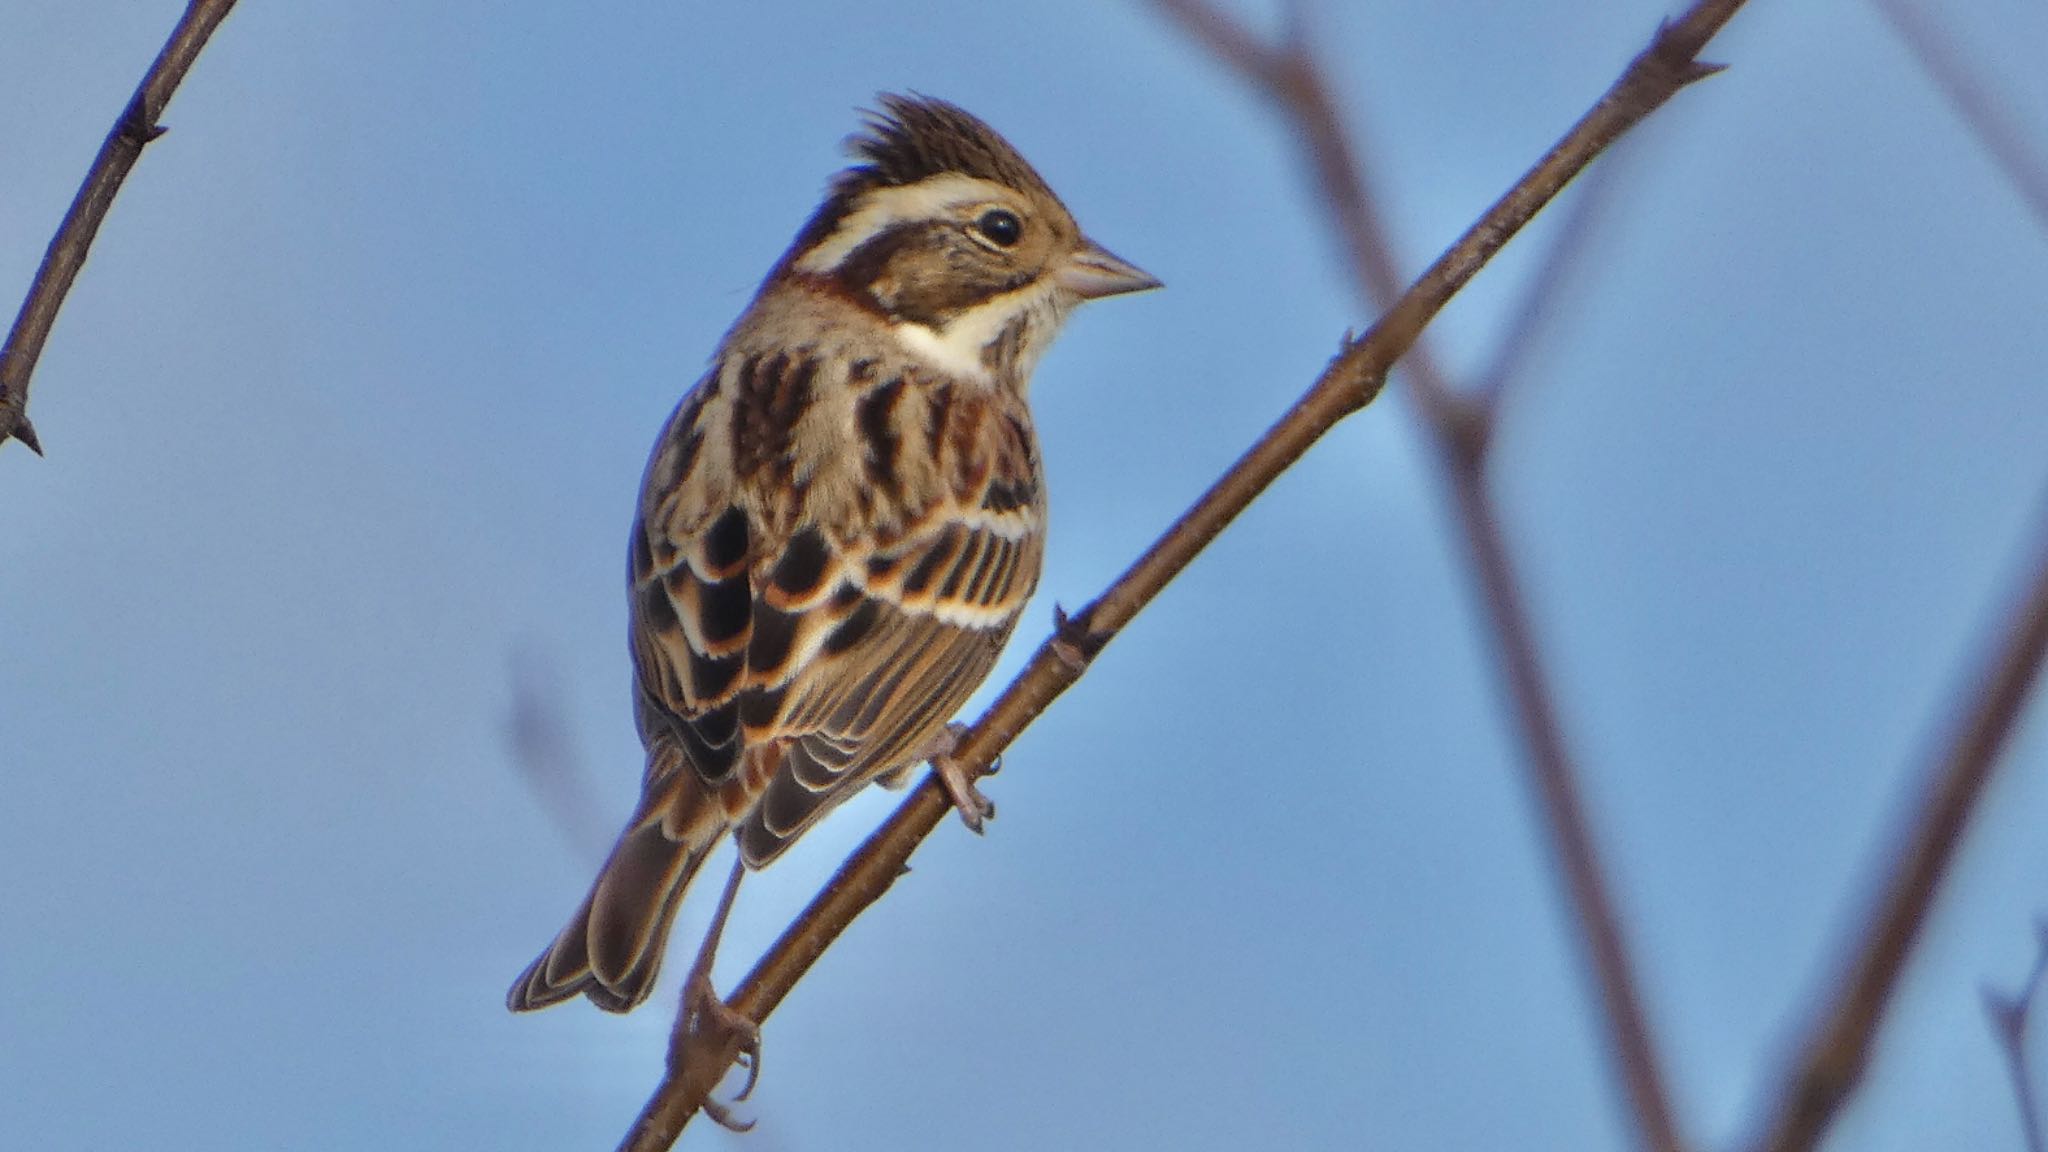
119 97 170 145
9 415 43 456
1644 18 1735 91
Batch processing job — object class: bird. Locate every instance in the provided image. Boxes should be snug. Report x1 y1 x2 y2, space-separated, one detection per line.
506 93 1158 1109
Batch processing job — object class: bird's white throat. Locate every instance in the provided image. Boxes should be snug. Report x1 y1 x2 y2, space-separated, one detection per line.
888 284 1064 390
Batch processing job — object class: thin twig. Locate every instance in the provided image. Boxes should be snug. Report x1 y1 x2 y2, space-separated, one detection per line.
615 3 1742 1145
1867 0 2048 236
0 0 240 456
1749 499 2048 1152
1985 919 2048 1152
1158 5 1752 1151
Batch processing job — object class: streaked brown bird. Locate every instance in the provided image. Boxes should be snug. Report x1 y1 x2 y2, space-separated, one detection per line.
507 94 1157 1103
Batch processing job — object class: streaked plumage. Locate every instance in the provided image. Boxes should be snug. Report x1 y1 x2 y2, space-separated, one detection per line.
510 94 1158 1016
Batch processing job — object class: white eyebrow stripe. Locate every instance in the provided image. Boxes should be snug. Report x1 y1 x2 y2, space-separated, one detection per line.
795 174 1014 274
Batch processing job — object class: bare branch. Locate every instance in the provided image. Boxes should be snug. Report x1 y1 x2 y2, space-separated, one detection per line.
1749 500 2048 1152
0 0 240 456
1867 0 2048 236
1985 919 2048 1152
614 2 1747 1144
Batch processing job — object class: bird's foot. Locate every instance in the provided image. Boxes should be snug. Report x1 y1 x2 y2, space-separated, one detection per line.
925 722 996 834
673 965 762 1132
665 857 760 1131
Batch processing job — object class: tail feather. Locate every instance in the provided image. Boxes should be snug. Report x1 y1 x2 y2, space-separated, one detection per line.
508 818 713 1014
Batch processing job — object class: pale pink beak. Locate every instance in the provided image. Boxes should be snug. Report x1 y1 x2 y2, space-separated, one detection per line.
1056 239 1162 300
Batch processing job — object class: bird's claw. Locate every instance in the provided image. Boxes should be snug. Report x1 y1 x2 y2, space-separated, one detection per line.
676 966 763 1132
928 722 996 833
667 858 761 1132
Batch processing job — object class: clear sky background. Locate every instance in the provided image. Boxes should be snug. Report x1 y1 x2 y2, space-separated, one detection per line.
5 2 2046 1149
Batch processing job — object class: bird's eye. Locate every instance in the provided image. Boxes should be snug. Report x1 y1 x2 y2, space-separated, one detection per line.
975 209 1023 248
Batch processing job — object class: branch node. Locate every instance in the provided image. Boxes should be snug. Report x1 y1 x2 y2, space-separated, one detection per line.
119 97 170 145
1051 603 1108 670
1608 22 1726 121
1984 985 2025 1046
1324 334 1387 411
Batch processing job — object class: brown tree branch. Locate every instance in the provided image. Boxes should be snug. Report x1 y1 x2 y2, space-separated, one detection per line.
0 0 240 457
1867 0 2048 236
1156 5 1752 1151
1749 499 2048 1152
615 3 1744 1145
1985 919 2048 1152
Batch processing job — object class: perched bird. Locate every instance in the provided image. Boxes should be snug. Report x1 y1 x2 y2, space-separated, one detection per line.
507 94 1156 1077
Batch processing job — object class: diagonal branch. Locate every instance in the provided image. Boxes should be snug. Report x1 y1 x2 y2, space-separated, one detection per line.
0 0 240 457
615 3 1744 1146
1867 0 2048 236
1749 498 2048 1152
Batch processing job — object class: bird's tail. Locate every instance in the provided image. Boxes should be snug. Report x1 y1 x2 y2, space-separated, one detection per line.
507 808 715 1014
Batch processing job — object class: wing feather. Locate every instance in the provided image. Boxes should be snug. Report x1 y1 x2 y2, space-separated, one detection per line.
629 348 1045 868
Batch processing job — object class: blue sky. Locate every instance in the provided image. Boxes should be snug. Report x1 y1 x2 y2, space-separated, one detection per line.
4 1 2046 1149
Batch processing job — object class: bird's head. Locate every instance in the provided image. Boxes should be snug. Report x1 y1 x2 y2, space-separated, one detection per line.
777 93 1159 386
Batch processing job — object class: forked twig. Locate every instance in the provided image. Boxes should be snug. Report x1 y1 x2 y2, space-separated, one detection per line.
616 2 1746 1145
1986 919 2048 1152
1749 500 2048 1152
0 0 240 456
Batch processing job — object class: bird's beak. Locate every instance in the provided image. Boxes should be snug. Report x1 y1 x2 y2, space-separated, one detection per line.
1056 238 1163 300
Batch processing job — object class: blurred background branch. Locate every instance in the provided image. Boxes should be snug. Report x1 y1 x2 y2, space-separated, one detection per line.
506 646 609 864
1750 500 2048 1152
1867 0 2048 233
1986 919 2048 1152
0 0 239 457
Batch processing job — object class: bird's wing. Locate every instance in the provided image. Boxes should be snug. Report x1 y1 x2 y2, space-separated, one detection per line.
632 355 1044 866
